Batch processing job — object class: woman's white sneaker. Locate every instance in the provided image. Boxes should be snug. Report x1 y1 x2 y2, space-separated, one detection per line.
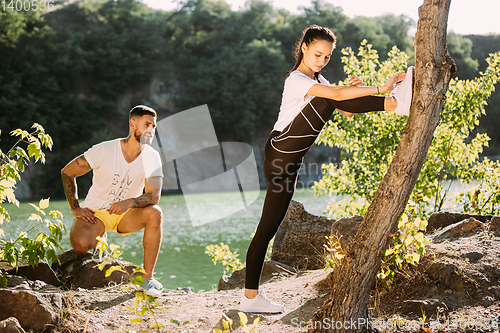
239 292 284 313
391 66 414 116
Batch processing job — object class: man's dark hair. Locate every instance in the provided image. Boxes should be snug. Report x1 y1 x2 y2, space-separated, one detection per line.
129 105 157 119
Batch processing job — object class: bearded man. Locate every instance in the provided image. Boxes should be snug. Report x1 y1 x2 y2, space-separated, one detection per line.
61 105 164 296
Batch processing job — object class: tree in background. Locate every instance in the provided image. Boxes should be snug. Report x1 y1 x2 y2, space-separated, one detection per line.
314 44 500 219
0 0 498 200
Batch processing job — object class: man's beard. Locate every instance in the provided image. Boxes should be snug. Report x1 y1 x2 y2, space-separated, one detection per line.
133 129 153 144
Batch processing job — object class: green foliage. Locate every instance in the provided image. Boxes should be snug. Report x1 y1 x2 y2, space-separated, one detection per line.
313 41 409 219
313 44 500 281
447 33 479 80
323 234 345 271
377 213 430 282
1 199 65 268
0 4 44 47
0 123 53 228
96 240 169 332
453 158 500 215
2 0 499 200
97 239 195 333
205 233 273 275
314 46 500 219
0 124 65 285
205 243 244 274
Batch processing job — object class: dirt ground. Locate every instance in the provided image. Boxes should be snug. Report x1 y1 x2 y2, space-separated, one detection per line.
57 226 500 333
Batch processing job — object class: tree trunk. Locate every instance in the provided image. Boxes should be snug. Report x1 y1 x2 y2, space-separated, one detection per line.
310 0 456 332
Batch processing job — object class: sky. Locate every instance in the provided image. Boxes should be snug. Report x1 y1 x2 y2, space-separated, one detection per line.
144 0 500 36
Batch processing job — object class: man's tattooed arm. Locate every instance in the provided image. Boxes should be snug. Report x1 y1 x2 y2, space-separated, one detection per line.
130 192 155 208
61 155 93 212
61 172 80 211
129 175 162 208
107 176 162 215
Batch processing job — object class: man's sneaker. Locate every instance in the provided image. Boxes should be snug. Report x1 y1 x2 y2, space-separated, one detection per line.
391 66 414 116
140 277 164 297
238 292 284 313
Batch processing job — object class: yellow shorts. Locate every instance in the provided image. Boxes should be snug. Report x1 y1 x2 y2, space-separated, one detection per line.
94 209 132 237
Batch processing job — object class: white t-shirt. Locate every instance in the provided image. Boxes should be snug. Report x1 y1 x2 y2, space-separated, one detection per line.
81 138 163 211
273 70 330 132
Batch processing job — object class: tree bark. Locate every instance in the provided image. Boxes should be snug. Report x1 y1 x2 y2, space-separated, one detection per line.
310 0 456 332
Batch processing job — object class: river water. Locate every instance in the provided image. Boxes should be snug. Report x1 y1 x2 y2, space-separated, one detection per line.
3 188 333 291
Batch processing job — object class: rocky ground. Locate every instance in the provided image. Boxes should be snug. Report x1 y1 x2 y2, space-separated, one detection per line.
2 206 500 333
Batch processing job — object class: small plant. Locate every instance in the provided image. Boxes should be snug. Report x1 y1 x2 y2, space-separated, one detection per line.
214 313 233 333
1 198 65 267
169 318 191 332
377 213 430 283
205 242 245 274
213 312 260 333
238 312 260 333
455 257 469 277
0 124 65 287
323 234 345 270
205 234 273 276
454 158 500 215
95 239 167 332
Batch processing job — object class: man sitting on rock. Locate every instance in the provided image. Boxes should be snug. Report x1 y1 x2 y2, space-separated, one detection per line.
61 105 164 296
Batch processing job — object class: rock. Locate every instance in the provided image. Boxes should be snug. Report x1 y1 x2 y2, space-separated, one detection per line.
271 200 336 270
0 248 61 287
479 296 495 307
401 299 448 317
218 260 295 291
6 274 60 293
425 261 466 290
427 212 491 233
462 251 484 263
490 216 500 231
51 249 92 279
70 259 135 289
4 263 61 287
330 215 363 250
0 317 25 333
176 287 194 294
52 249 136 289
0 289 62 331
6 275 31 290
431 218 485 243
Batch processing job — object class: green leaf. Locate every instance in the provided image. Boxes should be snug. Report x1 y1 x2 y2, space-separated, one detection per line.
105 265 123 277
238 312 248 326
150 322 164 328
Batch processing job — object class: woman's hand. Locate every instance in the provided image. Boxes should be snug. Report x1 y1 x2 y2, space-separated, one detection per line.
337 75 364 117
348 74 365 86
380 72 406 94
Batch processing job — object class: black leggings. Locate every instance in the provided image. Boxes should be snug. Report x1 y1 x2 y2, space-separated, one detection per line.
245 95 385 289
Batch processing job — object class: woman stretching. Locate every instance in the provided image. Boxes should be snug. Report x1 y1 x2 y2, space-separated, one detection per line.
239 25 413 313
